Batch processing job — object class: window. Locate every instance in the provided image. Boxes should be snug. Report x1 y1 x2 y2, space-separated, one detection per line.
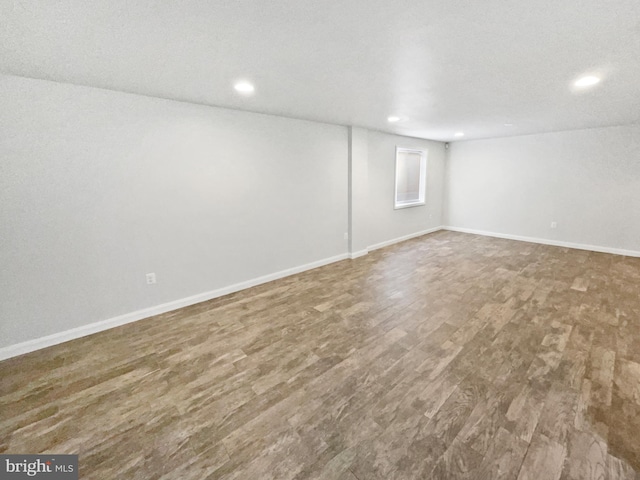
394 147 427 209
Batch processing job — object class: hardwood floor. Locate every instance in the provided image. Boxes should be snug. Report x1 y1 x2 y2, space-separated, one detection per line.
1 230 639 479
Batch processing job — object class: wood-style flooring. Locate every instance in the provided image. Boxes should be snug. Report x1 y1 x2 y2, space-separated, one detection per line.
1 231 640 479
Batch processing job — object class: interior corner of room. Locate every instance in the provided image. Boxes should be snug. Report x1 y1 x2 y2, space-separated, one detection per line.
2 71 640 357
0 75 449 357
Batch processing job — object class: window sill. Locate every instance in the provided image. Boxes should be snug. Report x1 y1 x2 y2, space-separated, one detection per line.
394 201 426 210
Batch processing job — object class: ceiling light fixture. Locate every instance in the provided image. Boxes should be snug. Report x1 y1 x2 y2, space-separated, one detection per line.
454 132 465 137
387 116 400 123
504 123 514 127
574 75 600 88
234 81 255 94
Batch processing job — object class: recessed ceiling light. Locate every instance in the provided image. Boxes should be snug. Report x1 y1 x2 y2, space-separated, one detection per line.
234 81 255 94
387 116 400 123
504 123 514 127
574 76 600 88
454 132 465 137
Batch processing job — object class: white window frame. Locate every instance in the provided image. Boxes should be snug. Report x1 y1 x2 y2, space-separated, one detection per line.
394 147 427 209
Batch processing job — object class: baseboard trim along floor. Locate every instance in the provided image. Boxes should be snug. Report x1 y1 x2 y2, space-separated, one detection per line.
443 226 640 258
0 251 350 361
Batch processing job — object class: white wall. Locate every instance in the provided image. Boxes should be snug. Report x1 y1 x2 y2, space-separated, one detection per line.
367 131 445 247
348 127 370 256
445 125 640 253
0 74 350 349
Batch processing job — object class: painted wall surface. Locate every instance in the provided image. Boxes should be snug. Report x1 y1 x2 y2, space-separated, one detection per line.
0 74 349 348
367 131 446 247
445 125 640 252
348 127 370 255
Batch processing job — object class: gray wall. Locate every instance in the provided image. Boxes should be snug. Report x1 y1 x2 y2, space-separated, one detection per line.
348 127 370 255
367 131 445 247
1 75 447 351
0 74 350 348
445 125 640 252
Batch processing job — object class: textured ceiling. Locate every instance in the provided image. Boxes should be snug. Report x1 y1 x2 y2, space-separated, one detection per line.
2 0 639 140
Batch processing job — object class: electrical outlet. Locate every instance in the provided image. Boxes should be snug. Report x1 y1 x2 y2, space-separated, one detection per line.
551 222 557 229
344 232 349 240
146 273 156 284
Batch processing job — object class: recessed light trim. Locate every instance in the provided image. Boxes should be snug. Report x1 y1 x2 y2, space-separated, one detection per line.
234 81 255 94
454 132 465 137
574 75 600 87
387 116 400 123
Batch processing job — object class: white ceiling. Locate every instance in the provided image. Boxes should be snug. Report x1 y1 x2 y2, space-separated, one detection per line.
2 0 639 141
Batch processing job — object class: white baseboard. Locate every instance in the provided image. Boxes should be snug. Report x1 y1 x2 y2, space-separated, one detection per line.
0 252 349 361
443 226 640 258
368 226 444 251
12 224 632 362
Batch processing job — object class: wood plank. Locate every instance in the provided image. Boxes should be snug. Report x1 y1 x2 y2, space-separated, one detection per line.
2 231 640 477
560 429 607 480
517 433 566 480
